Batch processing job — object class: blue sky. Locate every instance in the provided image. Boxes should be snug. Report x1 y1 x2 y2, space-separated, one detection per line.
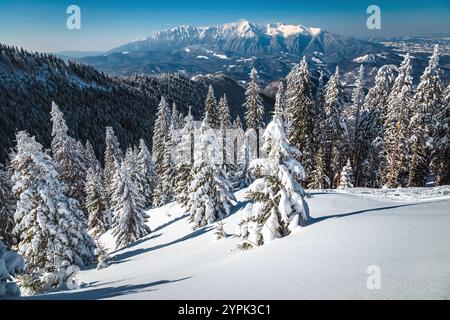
0 0 449 52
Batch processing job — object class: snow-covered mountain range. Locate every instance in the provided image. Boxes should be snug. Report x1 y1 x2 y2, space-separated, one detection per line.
81 20 383 82
109 19 341 55
79 20 449 83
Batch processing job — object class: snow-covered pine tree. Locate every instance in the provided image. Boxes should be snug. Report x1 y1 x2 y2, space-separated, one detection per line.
205 85 220 129
407 45 446 187
124 147 148 211
174 107 195 209
285 57 315 178
313 72 328 191
171 102 180 130
244 68 264 158
85 166 111 238
231 115 244 168
104 126 123 202
137 139 156 208
111 158 151 249
153 122 177 207
383 53 414 188
187 116 236 230
433 86 450 186
0 164 15 247
338 159 354 189
349 65 366 185
50 102 87 211
235 131 253 188
218 94 232 168
357 65 394 187
308 71 329 189
84 140 101 171
11 131 96 273
274 82 286 122
218 94 231 128
237 113 309 249
152 96 171 178
323 66 347 187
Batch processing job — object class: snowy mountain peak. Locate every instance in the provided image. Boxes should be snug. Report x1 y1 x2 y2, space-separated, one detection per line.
266 22 311 37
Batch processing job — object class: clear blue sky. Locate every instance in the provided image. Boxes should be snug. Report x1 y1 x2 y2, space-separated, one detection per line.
0 0 449 52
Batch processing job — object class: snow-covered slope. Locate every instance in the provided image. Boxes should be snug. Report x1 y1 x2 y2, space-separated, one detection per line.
35 187 450 300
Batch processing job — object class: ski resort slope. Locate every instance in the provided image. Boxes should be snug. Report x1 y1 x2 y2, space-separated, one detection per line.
40 188 450 300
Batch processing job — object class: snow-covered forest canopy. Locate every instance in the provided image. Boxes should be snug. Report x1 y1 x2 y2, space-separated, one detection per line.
0 40 449 298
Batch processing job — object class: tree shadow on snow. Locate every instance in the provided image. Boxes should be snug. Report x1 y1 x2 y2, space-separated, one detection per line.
27 277 192 300
309 202 427 226
110 226 214 264
110 233 163 256
152 213 190 233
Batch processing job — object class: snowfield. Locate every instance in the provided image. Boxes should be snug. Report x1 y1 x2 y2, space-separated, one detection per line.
34 187 450 300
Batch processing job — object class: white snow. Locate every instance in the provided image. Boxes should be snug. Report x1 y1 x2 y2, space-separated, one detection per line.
309 27 322 35
266 23 307 38
213 53 228 60
353 54 376 63
32 187 450 300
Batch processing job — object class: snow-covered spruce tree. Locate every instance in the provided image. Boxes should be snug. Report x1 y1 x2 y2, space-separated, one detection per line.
218 94 232 168
433 86 450 186
152 96 171 177
0 164 15 247
231 115 244 163
50 102 87 211
104 126 123 202
153 123 177 207
285 57 315 178
274 82 286 122
0 240 25 297
111 158 151 249
308 71 329 189
171 102 180 130
174 108 195 209
187 116 236 230
137 139 156 208
85 166 111 238
205 85 220 129
235 131 253 188
323 66 347 187
237 114 309 250
124 147 149 212
349 65 366 185
309 151 330 189
84 140 101 172
383 53 414 188
244 68 265 158
11 131 96 274
407 45 446 187
338 159 354 189
218 94 231 128
357 65 394 187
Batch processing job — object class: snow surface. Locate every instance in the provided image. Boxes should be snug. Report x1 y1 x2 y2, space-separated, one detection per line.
31 187 450 300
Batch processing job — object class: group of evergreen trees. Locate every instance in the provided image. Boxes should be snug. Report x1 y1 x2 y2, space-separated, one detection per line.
0 102 156 292
0 44 448 286
281 46 448 189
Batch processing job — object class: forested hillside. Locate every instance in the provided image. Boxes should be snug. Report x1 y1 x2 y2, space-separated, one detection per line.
0 44 274 163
